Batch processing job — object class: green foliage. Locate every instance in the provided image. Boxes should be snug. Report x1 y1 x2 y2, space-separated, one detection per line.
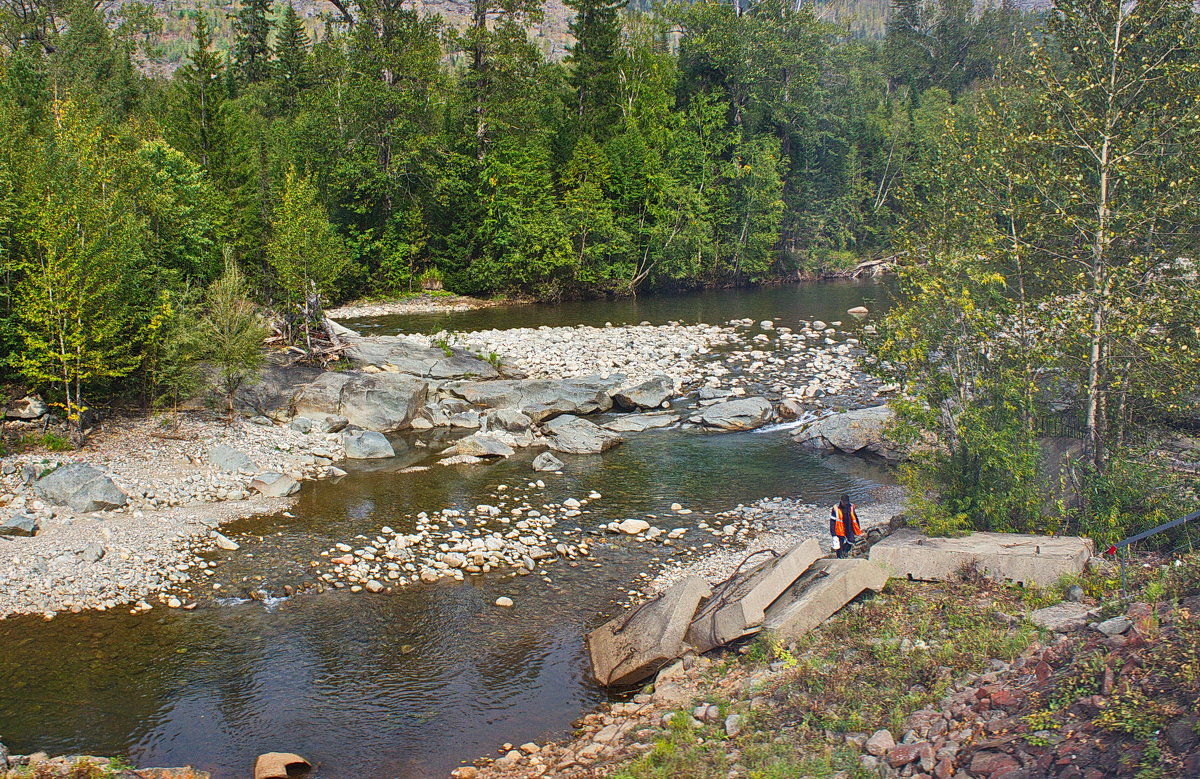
232 0 273 85
267 166 350 304
199 250 267 419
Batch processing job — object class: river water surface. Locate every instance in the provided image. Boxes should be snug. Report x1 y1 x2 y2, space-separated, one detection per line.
0 281 893 779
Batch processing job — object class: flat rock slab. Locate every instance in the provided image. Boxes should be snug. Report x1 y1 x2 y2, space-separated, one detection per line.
294 372 428 432
449 375 625 422
869 529 1093 587
344 335 501 379
690 397 773 431
686 539 822 653
603 413 679 433
763 558 888 640
587 575 712 687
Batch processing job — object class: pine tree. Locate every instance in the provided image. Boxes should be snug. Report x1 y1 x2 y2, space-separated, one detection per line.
273 2 310 99
565 0 625 139
233 0 273 86
167 16 227 170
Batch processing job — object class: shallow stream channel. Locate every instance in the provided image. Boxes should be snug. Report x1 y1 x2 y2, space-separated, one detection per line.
0 281 894 779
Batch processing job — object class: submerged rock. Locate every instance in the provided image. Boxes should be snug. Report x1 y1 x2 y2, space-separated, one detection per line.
532 452 565 472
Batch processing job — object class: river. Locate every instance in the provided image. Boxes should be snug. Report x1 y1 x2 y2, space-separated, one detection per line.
0 280 893 779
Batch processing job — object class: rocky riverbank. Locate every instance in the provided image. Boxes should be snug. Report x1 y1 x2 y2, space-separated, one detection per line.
0 304 890 619
325 293 518 319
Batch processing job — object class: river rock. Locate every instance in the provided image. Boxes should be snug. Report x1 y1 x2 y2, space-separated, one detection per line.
251 472 301 497
690 397 773 431
289 416 313 434
5 394 49 420
294 372 428 432
208 444 258 473
313 415 349 433
543 415 624 454
792 405 902 460
230 361 324 420
603 413 679 433
532 452 565 472
442 433 515 459
613 376 673 410
75 542 105 563
776 399 805 419
34 463 128 512
0 511 38 536
617 518 651 535
448 375 624 422
254 752 312 779
213 532 240 551
342 332 501 379
342 430 395 459
485 408 533 432
847 306 870 317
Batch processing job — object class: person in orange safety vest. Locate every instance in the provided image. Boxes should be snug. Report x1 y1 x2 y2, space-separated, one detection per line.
829 494 862 559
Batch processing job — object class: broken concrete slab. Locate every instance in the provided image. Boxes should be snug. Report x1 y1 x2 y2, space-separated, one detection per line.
587 575 712 687
762 558 888 641
868 529 1093 587
685 539 822 653
253 752 312 779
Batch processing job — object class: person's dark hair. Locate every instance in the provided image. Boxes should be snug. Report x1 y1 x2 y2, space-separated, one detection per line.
839 493 851 507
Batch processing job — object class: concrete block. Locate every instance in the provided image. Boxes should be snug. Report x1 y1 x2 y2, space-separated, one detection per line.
762 559 888 640
685 539 822 653
587 575 712 687
868 530 1092 586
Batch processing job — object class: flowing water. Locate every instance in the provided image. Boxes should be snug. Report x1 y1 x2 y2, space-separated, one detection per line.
0 280 893 779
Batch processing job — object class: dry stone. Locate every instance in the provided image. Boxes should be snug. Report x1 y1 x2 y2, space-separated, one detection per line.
34 463 128 512
543 415 624 454
587 575 712 687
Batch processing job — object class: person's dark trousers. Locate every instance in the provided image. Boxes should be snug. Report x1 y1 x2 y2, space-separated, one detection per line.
836 534 856 558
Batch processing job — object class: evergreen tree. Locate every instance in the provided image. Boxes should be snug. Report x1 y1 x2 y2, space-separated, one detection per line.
233 0 274 86
167 16 227 170
565 0 625 139
267 167 349 307
273 2 310 100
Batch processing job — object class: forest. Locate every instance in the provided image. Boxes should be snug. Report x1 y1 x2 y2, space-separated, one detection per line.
1 0 1198 538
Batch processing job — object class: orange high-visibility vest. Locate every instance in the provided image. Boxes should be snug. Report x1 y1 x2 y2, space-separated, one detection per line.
834 504 862 537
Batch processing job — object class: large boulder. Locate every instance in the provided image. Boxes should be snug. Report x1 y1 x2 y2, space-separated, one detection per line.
792 405 902 460
342 333 500 380
484 408 533 433
442 433 515 459
543 415 624 454
34 463 128 512
342 430 395 459
294 372 428 432
232 362 324 420
208 444 257 473
613 376 674 410
690 397 774 431
5 394 49 420
448 375 624 422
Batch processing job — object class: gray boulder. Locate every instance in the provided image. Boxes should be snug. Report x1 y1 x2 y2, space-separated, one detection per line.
543 415 624 454
613 376 674 410
691 397 774 431
342 430 395 459
485 408 533 433
792 405 902 460
289 416 313 434
603 413 679 433
231 361 324 420
5 394 49 420
251 472 301 497
313 415 349 433
0 512 38 536
343 333 501 379
532 452 565 472
294 372 428 432
1030 603 1093 632
442 433 515 459
208 444 257 473
34 463 128 512
448 375 625 422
